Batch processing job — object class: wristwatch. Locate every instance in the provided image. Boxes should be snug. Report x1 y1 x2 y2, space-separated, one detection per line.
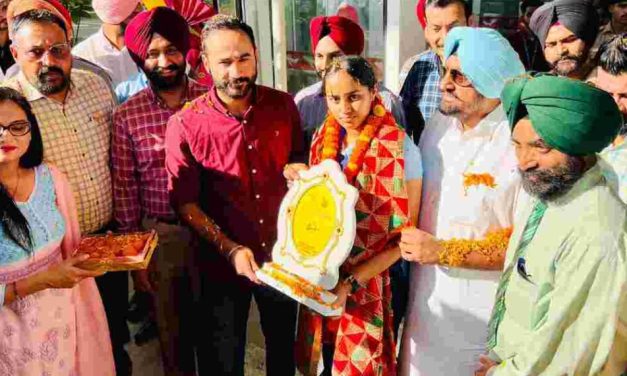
343 274 361 295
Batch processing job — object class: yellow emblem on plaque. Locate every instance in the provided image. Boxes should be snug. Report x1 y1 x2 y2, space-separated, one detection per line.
256 160 359 316
292 184 337 259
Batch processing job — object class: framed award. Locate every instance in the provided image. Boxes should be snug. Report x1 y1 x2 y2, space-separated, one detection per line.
256 160 359 316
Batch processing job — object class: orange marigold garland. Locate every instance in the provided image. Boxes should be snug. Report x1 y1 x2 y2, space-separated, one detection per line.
463 173 498 194
319 96 394 183
438 227 513 267
266 263 327 304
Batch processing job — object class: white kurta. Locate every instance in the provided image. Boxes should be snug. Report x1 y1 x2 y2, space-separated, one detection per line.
72 27 140 88
399 106 521 376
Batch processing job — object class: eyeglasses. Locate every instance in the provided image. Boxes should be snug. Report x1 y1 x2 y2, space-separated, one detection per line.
23 43 71 62
442 67 472 87
0 121 32 137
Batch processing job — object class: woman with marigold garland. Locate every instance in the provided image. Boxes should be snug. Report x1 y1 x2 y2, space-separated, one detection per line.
284 55 423 376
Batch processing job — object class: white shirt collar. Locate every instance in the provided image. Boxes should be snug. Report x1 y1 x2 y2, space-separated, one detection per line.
452 105 507 140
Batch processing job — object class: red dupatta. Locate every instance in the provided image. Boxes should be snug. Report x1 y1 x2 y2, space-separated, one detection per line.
296 97 410 376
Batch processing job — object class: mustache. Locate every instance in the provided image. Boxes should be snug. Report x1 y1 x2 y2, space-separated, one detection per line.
151 64 183 75
441 91 461 101
228 77 252 85
520 168 556 181
556 55 582 63
38 66 64 77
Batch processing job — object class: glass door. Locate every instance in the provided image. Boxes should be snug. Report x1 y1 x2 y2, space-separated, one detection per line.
215 0 240 16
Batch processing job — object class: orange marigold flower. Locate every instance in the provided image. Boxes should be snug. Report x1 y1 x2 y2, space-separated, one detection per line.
373 104 386 117
317 96 393 183
463 173 497 193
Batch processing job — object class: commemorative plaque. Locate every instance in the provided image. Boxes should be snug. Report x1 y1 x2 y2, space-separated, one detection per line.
256 160 359 316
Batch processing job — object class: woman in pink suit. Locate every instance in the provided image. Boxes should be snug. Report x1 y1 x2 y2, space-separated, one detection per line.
0 87 114 375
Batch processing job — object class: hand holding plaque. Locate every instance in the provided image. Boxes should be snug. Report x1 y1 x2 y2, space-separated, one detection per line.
256 160 359 316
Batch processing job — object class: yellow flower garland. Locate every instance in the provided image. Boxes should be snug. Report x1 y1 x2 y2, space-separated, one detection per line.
438 227 513 267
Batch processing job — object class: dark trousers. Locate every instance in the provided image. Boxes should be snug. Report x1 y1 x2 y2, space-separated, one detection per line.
96 271 132 376
390 259 410 340
195 277 298 376
321 344 335 376
143 219 197 376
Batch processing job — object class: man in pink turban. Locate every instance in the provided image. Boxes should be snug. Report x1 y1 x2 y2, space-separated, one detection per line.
72 0 142 87
336 1 360 24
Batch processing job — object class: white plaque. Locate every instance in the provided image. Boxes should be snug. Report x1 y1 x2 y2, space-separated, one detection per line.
256 160 359 316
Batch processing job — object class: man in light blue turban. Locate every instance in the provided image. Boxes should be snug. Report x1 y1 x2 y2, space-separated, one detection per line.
443 27 526 99
399 27 526 376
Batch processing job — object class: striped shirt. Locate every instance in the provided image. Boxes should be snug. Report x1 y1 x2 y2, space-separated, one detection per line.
399 50 442 142
112 79 207 232
4 69 116 234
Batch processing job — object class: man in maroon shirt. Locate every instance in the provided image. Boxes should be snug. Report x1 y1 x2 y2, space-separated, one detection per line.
112 7 207 375
165 14 305 376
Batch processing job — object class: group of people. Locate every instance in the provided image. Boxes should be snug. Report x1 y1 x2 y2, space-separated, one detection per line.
0 0 626 375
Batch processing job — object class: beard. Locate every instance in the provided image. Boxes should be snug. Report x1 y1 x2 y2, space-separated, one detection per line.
146 63 186 90
36 66 70 95
550 54 586 77
214 73 257 99
520 156 586 201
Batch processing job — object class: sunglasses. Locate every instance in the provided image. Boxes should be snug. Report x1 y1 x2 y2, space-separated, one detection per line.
442 67 472 87
0 121 31 137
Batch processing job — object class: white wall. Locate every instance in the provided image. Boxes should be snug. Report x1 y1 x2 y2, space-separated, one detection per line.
384 0 426 94
243 0 275 87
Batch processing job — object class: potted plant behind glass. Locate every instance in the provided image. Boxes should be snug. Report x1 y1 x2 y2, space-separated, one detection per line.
60 0 92 45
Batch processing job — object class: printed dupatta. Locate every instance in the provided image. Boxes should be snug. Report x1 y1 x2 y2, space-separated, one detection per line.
295 108 410 376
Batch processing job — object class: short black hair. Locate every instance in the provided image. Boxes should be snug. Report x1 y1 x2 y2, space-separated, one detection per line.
520 0 545 12
202 14 256 50
599 33 627 75
425 0 471 21
322 55 377 95
10 9 68 41
0 87 44 251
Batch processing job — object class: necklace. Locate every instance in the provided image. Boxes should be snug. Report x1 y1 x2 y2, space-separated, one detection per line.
318 96 392 183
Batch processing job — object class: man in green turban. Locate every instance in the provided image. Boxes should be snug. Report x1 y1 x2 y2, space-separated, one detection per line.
477 74 627 375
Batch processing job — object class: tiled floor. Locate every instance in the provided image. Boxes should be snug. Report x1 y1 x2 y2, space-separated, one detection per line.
128 338 267 376
130 303 267 376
